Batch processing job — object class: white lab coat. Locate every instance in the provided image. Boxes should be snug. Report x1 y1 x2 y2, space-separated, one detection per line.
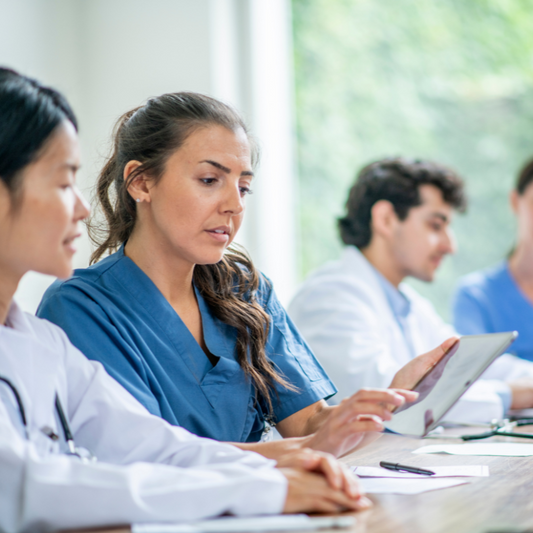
289 246 533 422
0 301 286 533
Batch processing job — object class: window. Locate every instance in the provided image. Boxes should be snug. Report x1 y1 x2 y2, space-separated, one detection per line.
292 0 533 318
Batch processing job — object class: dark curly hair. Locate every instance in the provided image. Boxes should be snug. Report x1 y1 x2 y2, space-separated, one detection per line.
338 157 467 249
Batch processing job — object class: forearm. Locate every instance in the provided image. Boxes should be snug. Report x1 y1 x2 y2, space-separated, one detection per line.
231 437 308 460
301 404 335 435
274 400 335 440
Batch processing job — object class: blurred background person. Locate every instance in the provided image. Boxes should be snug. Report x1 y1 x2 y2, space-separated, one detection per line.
453 158 533 362
289 158 533 421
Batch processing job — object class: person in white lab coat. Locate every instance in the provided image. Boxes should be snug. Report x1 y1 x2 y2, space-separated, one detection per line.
289 157 533 422
0 67 371 532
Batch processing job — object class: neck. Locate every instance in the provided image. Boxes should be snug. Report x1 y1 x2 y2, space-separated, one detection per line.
0 264 22 325
124 223 196 308
360 241 404 288
509 242 533 285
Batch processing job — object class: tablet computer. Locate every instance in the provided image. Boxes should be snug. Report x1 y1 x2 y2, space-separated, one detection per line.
384 331 518 437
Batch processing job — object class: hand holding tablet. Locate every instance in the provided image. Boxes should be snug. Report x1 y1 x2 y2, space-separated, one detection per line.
385 332 518 437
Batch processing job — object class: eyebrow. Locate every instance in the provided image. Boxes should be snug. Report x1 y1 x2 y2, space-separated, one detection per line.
429 212 449 223
61 162 81 172
200 160 254 177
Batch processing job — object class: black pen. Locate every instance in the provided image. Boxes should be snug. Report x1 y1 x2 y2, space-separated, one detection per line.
379 461 435 476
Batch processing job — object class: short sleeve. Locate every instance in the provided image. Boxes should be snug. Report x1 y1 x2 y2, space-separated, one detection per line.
257 275 337 423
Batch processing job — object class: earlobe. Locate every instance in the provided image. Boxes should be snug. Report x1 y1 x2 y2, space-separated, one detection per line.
510 190 519 214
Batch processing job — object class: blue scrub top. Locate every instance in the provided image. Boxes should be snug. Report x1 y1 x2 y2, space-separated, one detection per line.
37 247 336 442
452 261 533 362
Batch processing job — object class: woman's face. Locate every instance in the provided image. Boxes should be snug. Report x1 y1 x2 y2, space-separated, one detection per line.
512 183 533 245
0 120 90 280
134 125 253 266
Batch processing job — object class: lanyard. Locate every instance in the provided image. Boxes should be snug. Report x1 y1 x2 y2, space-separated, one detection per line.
0 375 96 461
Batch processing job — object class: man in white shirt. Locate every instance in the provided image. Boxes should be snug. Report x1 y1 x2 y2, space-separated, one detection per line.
289 157 533 422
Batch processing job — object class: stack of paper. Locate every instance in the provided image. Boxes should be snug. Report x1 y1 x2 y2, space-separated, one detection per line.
351 464 489 495
353 465 489 478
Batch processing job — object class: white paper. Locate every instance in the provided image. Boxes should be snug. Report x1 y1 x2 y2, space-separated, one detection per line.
359 477 470 495
352 465 489 478
412 443 533 456
133 515 356 533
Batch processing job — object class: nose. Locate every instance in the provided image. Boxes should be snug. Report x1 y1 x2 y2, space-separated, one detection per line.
221 182 245 216
442 227 456 255
74 186 91 221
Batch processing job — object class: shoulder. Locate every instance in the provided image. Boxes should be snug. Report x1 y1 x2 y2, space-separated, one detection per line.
253 272 278 312
22 309 79 358
455 261 508 299
37 253 130 328
40 252 124 304
290 252 382 314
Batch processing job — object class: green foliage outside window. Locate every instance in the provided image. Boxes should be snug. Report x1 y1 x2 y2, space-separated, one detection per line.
292 0 533 319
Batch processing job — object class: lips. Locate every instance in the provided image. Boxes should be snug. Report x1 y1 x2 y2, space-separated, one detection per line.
206 225 231 243
63 233 81 245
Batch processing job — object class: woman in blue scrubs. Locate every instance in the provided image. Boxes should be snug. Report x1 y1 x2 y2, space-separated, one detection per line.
38 92 448 459
453 158 533 362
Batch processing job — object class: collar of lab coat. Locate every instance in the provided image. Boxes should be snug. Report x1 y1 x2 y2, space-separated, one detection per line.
341 246 422 365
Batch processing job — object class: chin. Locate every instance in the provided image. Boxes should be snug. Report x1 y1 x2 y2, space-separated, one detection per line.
411 270 435 283
194 253 226 266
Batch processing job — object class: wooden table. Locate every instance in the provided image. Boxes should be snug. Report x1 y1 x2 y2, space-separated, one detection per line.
62 427 533 533
342 427 533 533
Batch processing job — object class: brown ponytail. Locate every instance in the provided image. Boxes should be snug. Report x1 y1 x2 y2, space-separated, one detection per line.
88 92 294 415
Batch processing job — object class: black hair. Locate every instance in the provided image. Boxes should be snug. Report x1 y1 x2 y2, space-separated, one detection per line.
516 157 533 195
0 67 78 198
338 157 467 248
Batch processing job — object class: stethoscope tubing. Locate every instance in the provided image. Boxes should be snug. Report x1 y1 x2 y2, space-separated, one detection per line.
0 376 27 427
462 429 533 441
0 374 78 452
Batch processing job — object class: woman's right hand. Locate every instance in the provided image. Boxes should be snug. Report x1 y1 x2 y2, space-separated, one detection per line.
280 467 372 514
304 388 417 457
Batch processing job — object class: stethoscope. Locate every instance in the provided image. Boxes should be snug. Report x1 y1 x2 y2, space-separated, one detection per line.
0 375 96 462
424 419 533 441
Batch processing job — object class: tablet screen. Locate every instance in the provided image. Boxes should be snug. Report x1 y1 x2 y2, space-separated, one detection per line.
384 332 518 437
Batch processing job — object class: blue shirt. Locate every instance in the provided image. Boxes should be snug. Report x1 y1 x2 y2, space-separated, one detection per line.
37 247 336 442
453 261 533 362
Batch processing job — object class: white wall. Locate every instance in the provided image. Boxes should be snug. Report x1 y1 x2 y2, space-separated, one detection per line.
0 0 297 311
